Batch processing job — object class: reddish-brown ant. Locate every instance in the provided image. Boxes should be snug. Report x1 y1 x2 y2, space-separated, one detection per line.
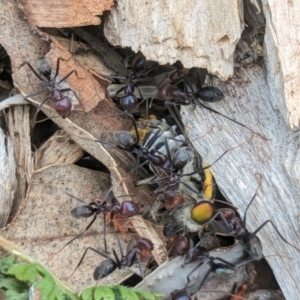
47 187 144 260
70 236 153 280
115 53 154 115
19 57 77 122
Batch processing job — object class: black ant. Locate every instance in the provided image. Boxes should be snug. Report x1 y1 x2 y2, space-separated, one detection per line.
70 236 153 280
155 72 264 138
47 187 144 260
185 249 236 291
112 118 186 185
19 57 77 122
227 175 300 264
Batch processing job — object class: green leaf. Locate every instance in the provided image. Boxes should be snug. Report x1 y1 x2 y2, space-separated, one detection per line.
35 275 62 300
7 263 38 283
80 286 164 300
81 286 116 300
133 289 164 300
0 277 29 300
0 278 23 291
113 285 139 300
0 256 16 274
4 289 28 300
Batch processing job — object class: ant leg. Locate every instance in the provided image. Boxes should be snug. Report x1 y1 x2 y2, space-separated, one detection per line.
53 57 63 79
136 255 144 278
253 220 300 252
23 89 48 100
57 70 77 84
165 103 185 134
196 265 214 290
198 101 267 140
117 236 124 257
47 213 98 262
56 188 87 204
69 246 109 277
19 62 46 82
115 85 126 96
243 174 262 227
31 95 51 125
182 135 253 177
186 259 206 286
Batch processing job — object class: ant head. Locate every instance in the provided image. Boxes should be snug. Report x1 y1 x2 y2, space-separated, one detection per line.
36 57 52 79
190 201 216 225
241 233 262 261
93 258 117 280
113 131 137 149
175 235 190 255
172 147 193 170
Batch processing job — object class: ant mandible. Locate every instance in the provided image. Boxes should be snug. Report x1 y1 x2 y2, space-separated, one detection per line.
70 236 153 280
19 57 77 122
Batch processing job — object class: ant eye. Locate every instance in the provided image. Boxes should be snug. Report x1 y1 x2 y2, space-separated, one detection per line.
190 201 215 225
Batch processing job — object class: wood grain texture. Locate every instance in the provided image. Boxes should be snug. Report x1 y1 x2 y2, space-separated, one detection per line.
104 0 244 80
263 1 300 128
181 41 300 300
20 0 115 27
0 128 17 227
34 130 84 169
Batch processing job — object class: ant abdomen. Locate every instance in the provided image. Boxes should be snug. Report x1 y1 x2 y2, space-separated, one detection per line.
71 205 95 218
53 96 72 118
93 258 117 280
197 86 224 103
241 233 263 260
172 147 194 170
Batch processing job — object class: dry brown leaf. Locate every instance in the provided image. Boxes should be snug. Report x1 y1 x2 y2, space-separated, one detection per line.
1 165 135 291
20 0 115 28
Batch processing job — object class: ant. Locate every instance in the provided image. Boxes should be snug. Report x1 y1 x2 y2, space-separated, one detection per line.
181 175 300 292
47 187 144 260
112 118 186 185
226 175 300 263
147 135 252 224
70 236 153 280
115 53 154 115
19 57 77 122
155 71 264 138
185 250 236 291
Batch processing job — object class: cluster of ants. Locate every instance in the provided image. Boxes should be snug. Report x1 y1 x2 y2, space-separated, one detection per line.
19 54 300 300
